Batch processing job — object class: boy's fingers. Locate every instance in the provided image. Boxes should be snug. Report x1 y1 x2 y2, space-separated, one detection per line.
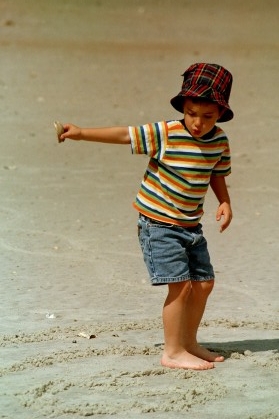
219 214 232 233
216 208 223 221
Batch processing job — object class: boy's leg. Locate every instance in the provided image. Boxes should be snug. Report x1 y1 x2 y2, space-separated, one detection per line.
182 280 224 362
161 281 214 370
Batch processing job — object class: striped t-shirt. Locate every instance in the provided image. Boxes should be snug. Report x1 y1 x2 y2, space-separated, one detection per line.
129 120 231 227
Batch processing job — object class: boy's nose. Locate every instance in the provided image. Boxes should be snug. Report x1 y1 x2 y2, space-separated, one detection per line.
194 117 202 127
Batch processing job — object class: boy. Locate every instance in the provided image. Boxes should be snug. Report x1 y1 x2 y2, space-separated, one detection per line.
59 63 234 370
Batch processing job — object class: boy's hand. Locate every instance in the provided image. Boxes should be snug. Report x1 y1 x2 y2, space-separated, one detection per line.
216 202 232 232
60 123 82 141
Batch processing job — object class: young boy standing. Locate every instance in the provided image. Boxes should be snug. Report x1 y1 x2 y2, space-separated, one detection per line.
59 63 234 371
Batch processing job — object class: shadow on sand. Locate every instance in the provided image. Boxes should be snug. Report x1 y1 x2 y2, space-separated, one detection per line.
204 338 279 357
155 339 279 358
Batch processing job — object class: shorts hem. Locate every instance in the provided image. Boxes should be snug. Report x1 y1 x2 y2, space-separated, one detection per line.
150 275 215 286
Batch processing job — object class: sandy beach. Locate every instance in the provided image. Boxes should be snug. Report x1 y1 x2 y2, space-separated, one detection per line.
0 1 278 417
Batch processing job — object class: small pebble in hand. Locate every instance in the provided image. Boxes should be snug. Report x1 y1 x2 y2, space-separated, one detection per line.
54 121 65 143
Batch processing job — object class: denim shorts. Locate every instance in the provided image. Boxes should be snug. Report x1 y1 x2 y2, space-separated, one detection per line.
138 214 214 286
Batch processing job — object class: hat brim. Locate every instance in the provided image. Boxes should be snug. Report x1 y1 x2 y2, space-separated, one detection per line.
170 87 234 123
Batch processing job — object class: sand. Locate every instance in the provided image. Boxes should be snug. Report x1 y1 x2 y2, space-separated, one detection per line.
0 0 278 418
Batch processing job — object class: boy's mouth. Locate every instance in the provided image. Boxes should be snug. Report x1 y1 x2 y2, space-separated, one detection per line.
192 129 202 137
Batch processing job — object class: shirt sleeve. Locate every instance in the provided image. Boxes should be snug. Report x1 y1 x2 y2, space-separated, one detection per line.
129 121 167 158
211 140 231 176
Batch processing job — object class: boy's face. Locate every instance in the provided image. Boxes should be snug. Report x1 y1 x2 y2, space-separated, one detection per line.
183 98 223 138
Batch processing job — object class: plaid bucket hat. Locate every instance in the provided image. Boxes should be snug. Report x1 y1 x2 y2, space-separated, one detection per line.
170 63 233 122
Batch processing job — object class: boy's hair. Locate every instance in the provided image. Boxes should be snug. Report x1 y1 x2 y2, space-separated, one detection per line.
183 96 224 114
170 63 233 122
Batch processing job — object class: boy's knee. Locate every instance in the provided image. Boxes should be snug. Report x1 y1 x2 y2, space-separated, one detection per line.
192 279 214 295
167 280 192 300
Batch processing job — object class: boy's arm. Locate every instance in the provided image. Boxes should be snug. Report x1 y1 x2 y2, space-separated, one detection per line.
60 124 131 145
210 175 232 233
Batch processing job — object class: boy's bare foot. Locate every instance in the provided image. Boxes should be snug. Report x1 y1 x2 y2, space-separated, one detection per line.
185 343 224 363
161 350 214 371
